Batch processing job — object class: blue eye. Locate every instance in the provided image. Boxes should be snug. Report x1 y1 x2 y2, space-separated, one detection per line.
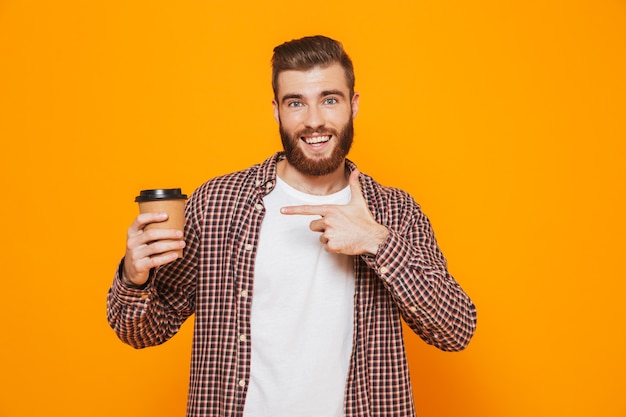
324 97 338 105
287 101 303 108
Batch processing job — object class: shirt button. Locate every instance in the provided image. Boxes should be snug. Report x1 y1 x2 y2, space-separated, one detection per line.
244 244 253 251
379 266 389 275
238 379 246 387
409 306 418 314
255 180 262 187
254 203 264 211
140 293 150 300
266 181 274 191
240 290 248 298
239 334 247 342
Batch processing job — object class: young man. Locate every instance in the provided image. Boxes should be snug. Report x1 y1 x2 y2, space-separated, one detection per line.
108 35 477 417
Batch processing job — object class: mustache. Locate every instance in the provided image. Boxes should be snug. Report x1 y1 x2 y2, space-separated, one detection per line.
294 128 338 137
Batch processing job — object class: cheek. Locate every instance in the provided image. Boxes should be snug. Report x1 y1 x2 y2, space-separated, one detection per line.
328 113 350 128
278 112 302 130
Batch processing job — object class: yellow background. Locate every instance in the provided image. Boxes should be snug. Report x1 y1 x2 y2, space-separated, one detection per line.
1 1 625 416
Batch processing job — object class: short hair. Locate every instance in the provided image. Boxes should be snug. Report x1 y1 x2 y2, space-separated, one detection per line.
271 35 355 100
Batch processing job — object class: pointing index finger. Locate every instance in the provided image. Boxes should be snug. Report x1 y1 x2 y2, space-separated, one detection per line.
280 204 328 216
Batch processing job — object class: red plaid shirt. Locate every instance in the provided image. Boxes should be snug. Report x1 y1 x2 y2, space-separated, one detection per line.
107 153 476 417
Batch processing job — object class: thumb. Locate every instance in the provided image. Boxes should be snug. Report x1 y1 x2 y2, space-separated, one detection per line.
348 168 366 204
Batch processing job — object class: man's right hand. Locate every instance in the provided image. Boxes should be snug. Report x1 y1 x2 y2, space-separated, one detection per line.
122 212 186 287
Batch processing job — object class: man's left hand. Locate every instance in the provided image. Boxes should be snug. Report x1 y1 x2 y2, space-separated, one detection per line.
280 169 389 255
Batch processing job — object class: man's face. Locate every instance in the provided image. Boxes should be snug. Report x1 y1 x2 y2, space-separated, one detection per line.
273 63 359 177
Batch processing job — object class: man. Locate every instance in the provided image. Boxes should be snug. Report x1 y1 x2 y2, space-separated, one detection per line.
108 35 476 417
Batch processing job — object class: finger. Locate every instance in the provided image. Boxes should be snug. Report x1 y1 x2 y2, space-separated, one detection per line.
145 251 181 268
128 239 185 270
127 228 183 256
280 204 329 216
129 249 181 281
130 212 169 233
323 239 344 254
124 237 183 284
142 238 186 257
348 169 366 204
140 228 184 243
309 218 326 233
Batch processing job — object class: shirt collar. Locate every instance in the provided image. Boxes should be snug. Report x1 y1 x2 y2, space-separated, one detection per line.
253 152 360 196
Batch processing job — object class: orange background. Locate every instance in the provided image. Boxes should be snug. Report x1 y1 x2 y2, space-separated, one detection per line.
1 1 625 416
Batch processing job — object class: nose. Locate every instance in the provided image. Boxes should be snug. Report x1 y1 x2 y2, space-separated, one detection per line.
304 104 325 130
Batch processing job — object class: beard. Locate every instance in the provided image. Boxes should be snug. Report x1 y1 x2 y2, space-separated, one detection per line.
279 116 354 177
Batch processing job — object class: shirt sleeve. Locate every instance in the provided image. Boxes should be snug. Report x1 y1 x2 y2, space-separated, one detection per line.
106 200 201 349
360 192 477 352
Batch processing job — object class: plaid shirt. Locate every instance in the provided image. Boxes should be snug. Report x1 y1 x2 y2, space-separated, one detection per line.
107 153 476 417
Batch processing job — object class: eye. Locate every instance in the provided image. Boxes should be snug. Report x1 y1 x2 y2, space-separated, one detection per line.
323 97 338 105
287 100 303 108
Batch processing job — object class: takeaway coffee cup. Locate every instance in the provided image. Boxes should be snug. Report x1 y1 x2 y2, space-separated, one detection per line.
135 188 188 257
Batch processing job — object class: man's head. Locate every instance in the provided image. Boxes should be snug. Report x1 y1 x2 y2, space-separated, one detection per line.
272 35 355 102
271 36 359 177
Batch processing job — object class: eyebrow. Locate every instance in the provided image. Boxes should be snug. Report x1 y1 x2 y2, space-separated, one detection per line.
280 89 347 104
280 93 303 104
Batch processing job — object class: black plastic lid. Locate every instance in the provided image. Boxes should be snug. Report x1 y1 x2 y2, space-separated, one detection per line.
135 188 187 202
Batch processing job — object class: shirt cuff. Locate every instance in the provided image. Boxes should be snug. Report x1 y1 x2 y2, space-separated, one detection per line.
360 228 413 282
112 259 154 301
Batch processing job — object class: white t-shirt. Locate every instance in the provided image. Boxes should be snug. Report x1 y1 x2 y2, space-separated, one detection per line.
243 176 355 417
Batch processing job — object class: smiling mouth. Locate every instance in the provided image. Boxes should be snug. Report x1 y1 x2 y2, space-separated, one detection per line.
302 135 331 145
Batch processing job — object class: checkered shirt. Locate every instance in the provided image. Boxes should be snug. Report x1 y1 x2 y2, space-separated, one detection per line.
107 152 477 417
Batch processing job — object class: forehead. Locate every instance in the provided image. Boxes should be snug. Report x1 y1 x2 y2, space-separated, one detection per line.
275 63 350 99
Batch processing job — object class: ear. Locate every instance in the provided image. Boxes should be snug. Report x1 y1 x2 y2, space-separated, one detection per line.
272 98 280 123
351 92 360 119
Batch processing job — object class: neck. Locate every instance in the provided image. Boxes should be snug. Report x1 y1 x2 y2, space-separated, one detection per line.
277 159 349 196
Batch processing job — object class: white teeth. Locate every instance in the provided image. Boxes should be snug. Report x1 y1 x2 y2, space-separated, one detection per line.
304 135 331 144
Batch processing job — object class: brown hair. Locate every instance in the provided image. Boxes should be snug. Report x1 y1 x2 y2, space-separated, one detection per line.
271 35 355 100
